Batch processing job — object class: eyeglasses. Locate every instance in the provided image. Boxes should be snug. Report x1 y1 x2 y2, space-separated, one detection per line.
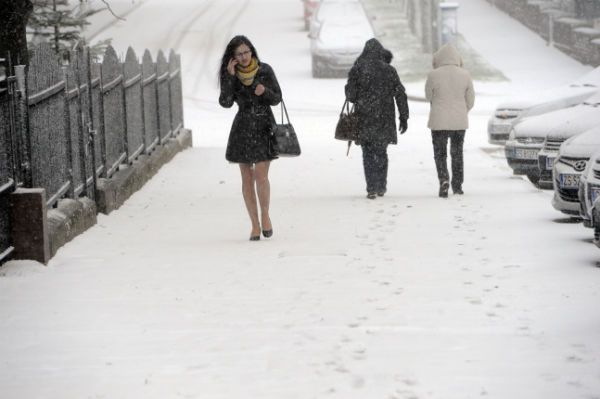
234 50 251 59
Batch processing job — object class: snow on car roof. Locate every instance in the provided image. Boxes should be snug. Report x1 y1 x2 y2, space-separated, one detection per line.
315 1 364 21
318 20 373 48
514 101 600 138
564 125 600 146
495 66 600 109
560 126 600 158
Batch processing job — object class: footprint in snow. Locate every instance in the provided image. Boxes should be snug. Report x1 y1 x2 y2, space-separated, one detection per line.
467 297 482 305
352 375 366 388
565 355 585 363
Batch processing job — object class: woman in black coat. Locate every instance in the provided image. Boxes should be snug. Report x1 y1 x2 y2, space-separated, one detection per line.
345 39 409 199
219 35 282 240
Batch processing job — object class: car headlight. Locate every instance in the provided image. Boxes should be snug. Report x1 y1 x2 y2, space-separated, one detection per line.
495 109 522 119
516 137 545 144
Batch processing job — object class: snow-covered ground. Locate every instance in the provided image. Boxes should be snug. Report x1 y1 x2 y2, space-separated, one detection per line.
1 0 599 398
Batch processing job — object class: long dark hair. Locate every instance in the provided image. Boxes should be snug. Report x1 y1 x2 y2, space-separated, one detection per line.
218 35 260 86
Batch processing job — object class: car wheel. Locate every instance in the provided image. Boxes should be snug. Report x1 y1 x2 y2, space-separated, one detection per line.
526 173 540 187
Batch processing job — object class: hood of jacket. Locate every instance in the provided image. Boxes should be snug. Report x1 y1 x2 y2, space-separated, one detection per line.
356 38 385 65
433 43 462 69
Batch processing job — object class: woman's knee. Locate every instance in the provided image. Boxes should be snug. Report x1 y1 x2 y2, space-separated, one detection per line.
255 171 269 186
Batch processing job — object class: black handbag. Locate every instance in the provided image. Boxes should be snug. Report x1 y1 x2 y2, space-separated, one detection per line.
334 99 358 155
270 99 301 157
334 99 358 141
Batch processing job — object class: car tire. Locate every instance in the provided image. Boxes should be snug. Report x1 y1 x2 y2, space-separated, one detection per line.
312 58 322 78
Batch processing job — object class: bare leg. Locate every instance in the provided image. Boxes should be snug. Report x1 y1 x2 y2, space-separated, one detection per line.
239 164 260 237
254 161 272 232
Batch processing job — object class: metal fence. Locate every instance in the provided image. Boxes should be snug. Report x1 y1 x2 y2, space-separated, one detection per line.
0 57 17 262
0 43 185 263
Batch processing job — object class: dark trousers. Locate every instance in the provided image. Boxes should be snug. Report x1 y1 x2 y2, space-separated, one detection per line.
361 142 388 194
431 130 465 190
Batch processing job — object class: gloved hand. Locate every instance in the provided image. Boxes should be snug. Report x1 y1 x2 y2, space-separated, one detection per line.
399 119 408 134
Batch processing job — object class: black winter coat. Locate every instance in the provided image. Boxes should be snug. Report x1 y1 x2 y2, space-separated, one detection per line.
219 62 282 163
345 39 409 145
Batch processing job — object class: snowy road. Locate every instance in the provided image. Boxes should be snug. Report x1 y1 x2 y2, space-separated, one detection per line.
1 0 599 398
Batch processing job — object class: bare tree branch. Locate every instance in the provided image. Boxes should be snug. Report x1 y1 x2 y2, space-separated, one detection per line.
99 0 125 21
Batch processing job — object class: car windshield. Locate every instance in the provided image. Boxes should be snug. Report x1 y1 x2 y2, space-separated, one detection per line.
319 20 372 43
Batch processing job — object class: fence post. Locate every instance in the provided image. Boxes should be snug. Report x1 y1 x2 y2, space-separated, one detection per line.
62 67 75 199
154 58 161 145
120 62 130 164
139 57 147 153
548 14 555 46
2 56 18 186
14 66 31 187
86 49 98 200
98 67 108 177
73 47 88 198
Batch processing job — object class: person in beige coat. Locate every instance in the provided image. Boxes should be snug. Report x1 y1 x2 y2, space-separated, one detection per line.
425 43 475 197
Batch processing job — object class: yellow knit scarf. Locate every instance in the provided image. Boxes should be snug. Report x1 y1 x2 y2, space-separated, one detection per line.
235 58 259 86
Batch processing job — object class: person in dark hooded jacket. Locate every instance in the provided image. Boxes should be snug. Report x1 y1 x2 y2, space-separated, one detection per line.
345 39 409 199
219 35 282 241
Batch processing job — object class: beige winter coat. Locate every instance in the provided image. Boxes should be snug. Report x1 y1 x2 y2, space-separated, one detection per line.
425 44 475 131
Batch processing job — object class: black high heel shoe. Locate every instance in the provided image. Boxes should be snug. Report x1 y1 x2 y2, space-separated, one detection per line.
249 235 260 241
262 217 273 238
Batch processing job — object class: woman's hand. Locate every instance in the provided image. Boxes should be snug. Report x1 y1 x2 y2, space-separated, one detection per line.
226 58 238 76
254 84 265 96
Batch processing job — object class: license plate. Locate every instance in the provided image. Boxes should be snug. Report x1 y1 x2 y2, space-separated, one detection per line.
559 173 580 189
546 157 555 170
515 148 538 160
491 124 512 134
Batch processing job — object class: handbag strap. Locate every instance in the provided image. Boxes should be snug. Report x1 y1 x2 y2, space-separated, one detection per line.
340 99 354 116
279 99 291 124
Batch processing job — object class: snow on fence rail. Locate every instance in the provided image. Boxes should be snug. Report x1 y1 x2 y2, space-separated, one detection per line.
0 43 185 263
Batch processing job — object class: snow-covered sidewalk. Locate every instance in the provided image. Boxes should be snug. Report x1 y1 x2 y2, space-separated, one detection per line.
1 1 599 398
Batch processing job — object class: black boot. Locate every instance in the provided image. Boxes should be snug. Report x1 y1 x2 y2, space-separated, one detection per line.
439 181 449 198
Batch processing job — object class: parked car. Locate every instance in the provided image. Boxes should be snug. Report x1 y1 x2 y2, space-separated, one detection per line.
310 17 373 78
537 92 600 189
593 198 600 248
550 126 600 216
578 146 600 227
308 0 363 40
302 0 320 30
504 111 562 185
488 66 600 144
